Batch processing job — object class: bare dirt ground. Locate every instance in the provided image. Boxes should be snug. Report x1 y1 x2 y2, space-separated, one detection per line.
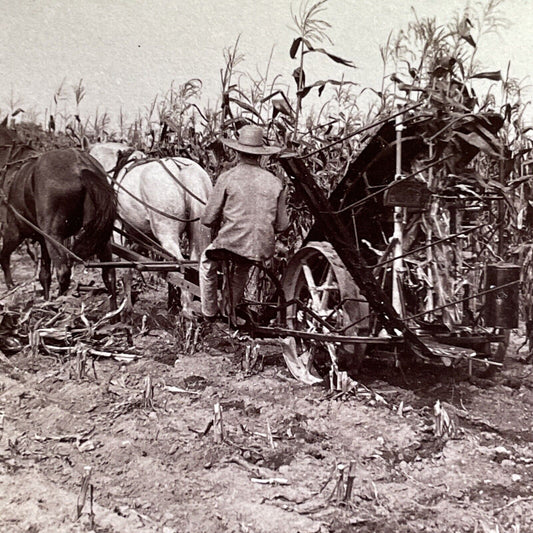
1 250 533 533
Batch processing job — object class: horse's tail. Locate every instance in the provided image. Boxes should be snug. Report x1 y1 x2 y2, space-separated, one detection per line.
71 168 117 259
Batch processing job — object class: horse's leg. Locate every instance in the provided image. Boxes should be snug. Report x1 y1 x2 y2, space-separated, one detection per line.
154 228 186 261
159 225 194 315
167 209 210 318
188 219 211 262
180 218 211 318
143 185 186 260
56 260 72 295
0 226 21 289
44 241 71 296
97 241 117 311
38 241 52 300
148 218 189 314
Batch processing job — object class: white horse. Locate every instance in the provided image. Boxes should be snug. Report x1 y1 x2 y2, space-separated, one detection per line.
89 144 212 261
88 142 138 172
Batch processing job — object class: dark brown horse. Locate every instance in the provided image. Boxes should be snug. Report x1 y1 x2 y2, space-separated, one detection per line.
0 118 117 308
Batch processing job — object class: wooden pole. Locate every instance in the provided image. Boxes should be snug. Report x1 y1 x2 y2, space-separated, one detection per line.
426 141 435 317
498 144 507 257
392 113 405 316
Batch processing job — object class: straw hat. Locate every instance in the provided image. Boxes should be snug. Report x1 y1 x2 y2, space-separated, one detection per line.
222 125 282 155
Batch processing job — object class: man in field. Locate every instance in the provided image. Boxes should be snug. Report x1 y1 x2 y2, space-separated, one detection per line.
199 125 289 324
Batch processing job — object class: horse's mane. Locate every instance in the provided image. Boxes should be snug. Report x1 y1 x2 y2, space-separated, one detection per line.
112 149 137 180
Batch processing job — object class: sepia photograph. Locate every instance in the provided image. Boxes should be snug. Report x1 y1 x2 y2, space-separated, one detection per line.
1 0 533 531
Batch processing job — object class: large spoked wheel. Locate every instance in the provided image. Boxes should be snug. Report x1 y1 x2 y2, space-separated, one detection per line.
282 242 369 377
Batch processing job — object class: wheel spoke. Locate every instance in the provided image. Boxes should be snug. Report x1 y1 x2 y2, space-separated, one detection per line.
318 266 335 311
326 343 339 372
301 261 322 310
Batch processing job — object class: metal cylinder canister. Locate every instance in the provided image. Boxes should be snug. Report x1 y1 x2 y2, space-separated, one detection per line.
483 263 521 328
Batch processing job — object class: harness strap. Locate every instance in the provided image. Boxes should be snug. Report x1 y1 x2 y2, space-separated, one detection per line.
109 156 204 223
0 144 14 175
110 175 201 223
0 144 39 173
115 156 208 206
113 223 178 261
114 156 156 175
159 159 207 206
110 155 171 178
4 154 40 168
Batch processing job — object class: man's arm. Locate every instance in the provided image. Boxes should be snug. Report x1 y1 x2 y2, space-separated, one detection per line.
201 174 227 229
274 185 290 233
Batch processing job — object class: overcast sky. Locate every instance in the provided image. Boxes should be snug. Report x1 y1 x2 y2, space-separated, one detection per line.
1 0 532 127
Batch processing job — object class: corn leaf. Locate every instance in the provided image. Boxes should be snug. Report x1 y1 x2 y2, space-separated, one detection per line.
222 117 251 130
302 44 356 68
453 131 502 159
390 73 405 84
290 37 303 59
228 97 263 119
470 70 503 81
272 98 294 117
460 33 476 47
457 16 476 47
298 79 359 99
292 67 306 88
297 86 313 99
469 70 502 81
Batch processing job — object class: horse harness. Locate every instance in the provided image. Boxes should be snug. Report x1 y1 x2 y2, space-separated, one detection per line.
0 142 40 223
109 156 207 223
0 142 40 178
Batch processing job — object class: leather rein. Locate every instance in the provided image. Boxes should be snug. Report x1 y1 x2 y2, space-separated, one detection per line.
109 156 207 223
